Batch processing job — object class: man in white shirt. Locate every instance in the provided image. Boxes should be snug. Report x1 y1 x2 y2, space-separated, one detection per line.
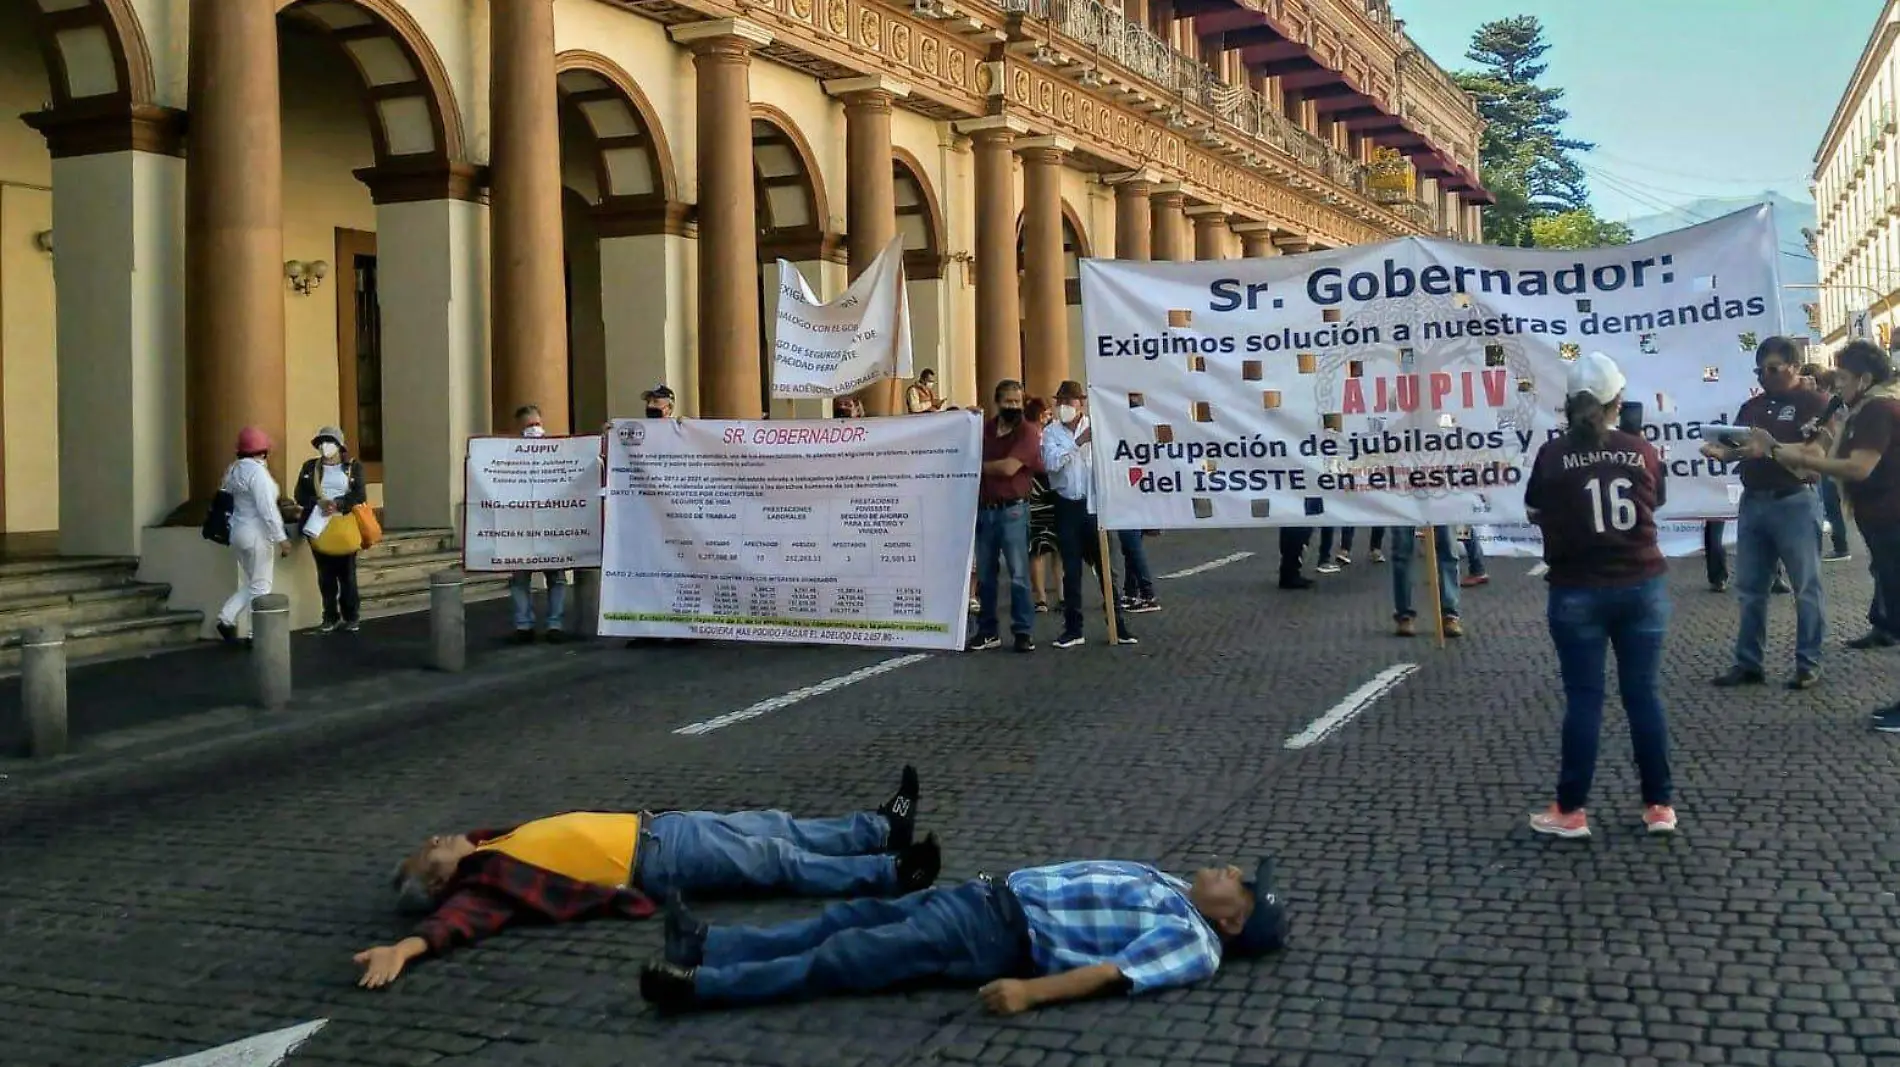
1039 381 1136 649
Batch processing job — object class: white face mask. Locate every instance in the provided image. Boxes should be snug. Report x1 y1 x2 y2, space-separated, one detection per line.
522 425 546 438
318 442 340 460
1056 404 1079 425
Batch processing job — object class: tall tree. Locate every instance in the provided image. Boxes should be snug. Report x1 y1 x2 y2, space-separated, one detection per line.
1453 15 1613 247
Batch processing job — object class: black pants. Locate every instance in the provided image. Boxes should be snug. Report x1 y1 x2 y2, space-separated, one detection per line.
1052 496 1128 637
1280 527 1313 581
1863 521 1900 639
1318 526 1384 560
315 550 360 623
1703 521 1729 587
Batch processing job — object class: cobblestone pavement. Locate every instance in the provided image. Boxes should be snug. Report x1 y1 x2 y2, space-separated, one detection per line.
3 529 1900 1067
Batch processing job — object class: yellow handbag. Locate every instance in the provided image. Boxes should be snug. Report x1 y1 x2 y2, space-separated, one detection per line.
311 510 363 555
352 503 383 548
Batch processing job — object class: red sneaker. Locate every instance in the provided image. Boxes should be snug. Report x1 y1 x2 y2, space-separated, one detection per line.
1529 805 1590 839
1643 805 1678 835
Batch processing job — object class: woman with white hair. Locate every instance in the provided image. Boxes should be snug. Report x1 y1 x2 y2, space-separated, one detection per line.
1523 352 1676 839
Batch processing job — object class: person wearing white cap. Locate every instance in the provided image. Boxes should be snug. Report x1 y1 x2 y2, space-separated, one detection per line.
1523 352 1677 839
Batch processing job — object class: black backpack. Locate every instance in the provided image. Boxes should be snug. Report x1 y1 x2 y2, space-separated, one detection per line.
202 489 236 545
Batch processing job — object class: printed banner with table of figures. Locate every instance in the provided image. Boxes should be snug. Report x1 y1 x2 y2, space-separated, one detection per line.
599 412 980 649
1081 205 1783 546
462 434 604 571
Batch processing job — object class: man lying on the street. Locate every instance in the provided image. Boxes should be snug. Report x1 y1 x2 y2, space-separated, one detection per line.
638 856 1288 1013
354 767 935 988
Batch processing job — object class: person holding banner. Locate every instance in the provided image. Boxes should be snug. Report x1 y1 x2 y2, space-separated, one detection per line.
1524 352 1676 840
643 385 676 419
969 380 1042 653
1041 381 1137 649
1700 336 1830 692
508 404 569 644
1387 526 1460 638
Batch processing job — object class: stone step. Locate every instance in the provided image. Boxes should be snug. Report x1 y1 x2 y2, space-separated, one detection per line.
362 529 457 559
0 557 142 601
358 573 512 621
0 582 177 633
356 549 472 591
0 609 204 672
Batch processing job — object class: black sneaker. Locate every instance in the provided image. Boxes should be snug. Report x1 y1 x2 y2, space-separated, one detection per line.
1787 667 1822 691
343 621 361 633
896 833 942 892
639 960 700 1012
1053 632 1086 649
513 629 537 645
1710 580 1730 593
1115 632 1140 646
879 764 919 851
662 892 707 968
1874 707 1900 733
1847 631 1896 650
967 634 1002 652
544 629 569 644
216 621 241 646
1013 633 1035 653
1127 597 1161 614
319 619 342 635
1279 576 1315 590
1712 666 1765 687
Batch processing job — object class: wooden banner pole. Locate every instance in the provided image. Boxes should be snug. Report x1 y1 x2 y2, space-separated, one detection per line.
1098 526 1120 645
1422 524 1446 648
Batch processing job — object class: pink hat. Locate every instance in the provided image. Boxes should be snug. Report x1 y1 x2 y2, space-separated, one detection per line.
235 426 273 455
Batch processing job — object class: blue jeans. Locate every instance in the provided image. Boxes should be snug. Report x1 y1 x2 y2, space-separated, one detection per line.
1389 526 1459 620
1117 529 1155 599
692 879 1031 1005
1821 479 1849 555
634 810 896 899
1732 489 1826 672
1548 578 1673 811
1053 497 1128 637
510 570 567 631
1462 529 1486 578
975 502 1033 638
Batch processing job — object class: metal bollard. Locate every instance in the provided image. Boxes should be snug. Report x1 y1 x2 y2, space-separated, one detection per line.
250 593 292 711
22 624 68 758
429 568 466 673
573 569 601 638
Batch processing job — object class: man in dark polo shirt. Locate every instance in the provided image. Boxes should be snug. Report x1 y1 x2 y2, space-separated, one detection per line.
1699 336 1830 690
971 379 1042 652
1771 340 1900 730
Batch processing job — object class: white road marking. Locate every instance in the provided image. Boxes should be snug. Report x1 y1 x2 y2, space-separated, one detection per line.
1158 551 1255 580
675 654 932 735
141 1020 327 1067
1283 663 1418 750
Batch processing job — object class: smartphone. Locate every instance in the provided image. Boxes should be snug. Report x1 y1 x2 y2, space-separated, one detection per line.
1617 401 1644 435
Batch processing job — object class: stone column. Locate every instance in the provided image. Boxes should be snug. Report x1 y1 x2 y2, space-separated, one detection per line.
1018 135 1072 402
1151 184 1189 262
1187 203 1230 260
957 116 1027 403
490 0 569 432
23 107 188 555
827 76 911 415
1233 221 1279 258
1109 169 1157 261
673 19 774 417
182 0 283 506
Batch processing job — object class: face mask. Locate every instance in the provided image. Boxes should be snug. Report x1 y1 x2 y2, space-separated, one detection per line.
522 425 545 438
998 407 1023 424
1056 404 1078 425
645 407 665 419
318 442 340 460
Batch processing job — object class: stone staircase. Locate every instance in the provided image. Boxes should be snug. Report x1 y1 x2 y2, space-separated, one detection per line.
357 529 511 619
0 558 202 671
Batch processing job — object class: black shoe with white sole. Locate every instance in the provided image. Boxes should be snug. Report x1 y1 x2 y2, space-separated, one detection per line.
1053 632 1086 649
966 634 1002 652
879 765 919 851
1013 634 1035 653
1873 707 1900 733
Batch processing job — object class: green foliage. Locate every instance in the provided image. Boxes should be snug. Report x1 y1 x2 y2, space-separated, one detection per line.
1528 210 1634 250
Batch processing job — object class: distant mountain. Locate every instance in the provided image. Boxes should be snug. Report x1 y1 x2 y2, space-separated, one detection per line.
1622 192 1817 340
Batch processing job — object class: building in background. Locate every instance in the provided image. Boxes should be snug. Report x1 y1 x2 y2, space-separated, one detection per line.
1812 0 1900 362
0 0 1486 652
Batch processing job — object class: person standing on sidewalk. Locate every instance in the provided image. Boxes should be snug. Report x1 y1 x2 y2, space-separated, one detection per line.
969 381 1041 653
1387 526 1461 637
508 404 569 644
294 426 368 634
214 427 292 646
1279 527 1315 590
1809 368 1854 564
1768 341 1900 730
1040 381 1136 649
1700 336 1830 691
1458 527 1489 588
1524 353 1676 839
1117 531 1161 613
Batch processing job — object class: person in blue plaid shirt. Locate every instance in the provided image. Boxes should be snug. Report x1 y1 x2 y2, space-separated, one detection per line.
637 856 1288 1013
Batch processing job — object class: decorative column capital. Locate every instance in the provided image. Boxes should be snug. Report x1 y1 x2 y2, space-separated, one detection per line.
354 160 487 205
1151 183 1187 208
594 196 697 239
1229 221 1276 234
955 114 1030 143
1015 135 1075 164
1106 168 1163 188
825 76 912 110
23 103 187 159
670 18 774 55
1183 202 1231 219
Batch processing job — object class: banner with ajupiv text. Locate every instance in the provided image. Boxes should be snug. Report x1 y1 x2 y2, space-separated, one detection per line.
1081 206 1783 536
463 435 603 571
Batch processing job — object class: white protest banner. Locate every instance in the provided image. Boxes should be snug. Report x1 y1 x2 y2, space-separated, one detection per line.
771 235 914 399
600 412 979 649
463 435 603 571
1081 205 1782 539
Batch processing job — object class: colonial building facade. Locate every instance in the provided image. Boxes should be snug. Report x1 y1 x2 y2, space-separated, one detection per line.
1813 0 1900 359
0 0 1486 641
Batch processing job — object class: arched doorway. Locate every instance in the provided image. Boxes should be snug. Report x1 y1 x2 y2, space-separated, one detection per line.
751 107 833 417
275 0 462 493
554 55 680 424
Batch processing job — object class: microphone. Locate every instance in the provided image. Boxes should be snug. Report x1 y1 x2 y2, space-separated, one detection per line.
1802 394 1845 441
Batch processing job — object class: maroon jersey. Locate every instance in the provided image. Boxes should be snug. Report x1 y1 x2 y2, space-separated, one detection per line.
1524 428 1668 588
1735 390 1828 493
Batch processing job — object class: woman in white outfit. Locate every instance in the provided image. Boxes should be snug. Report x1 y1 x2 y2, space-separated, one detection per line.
216 426 291 645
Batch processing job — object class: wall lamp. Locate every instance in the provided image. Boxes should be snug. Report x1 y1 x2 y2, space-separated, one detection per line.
33 230 53 254
285 259 329 296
